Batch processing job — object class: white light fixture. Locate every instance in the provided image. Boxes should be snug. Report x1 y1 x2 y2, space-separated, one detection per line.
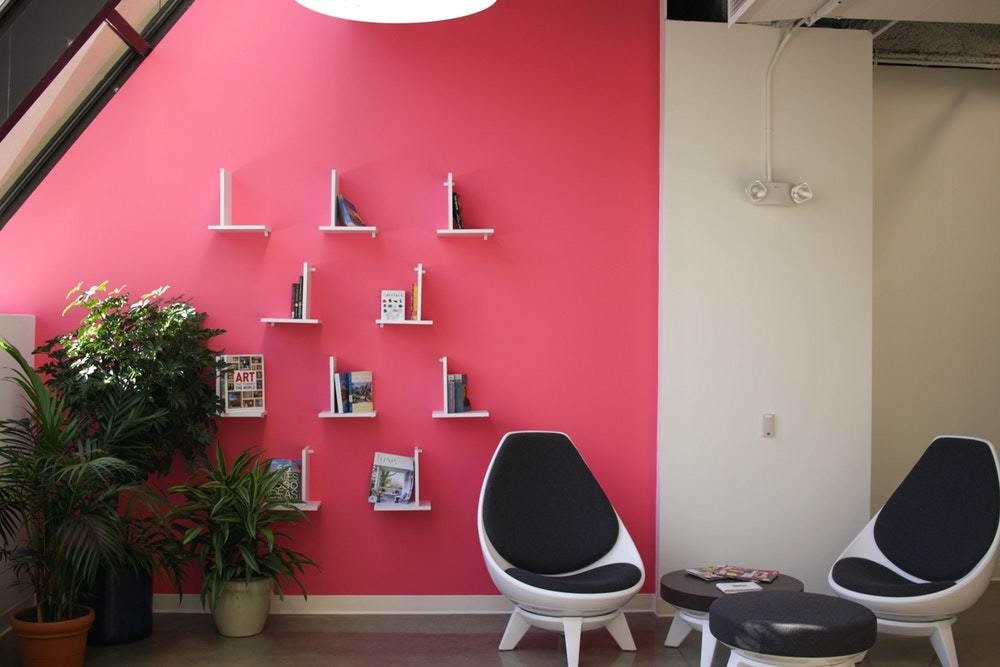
745 180 813 206
294 0 497 23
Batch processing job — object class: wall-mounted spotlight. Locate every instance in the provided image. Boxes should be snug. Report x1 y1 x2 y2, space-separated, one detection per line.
745 180 813 206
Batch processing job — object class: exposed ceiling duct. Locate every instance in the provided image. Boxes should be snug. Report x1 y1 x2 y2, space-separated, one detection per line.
713 0 1000 69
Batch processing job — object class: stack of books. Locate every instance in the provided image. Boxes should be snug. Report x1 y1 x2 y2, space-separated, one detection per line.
446 374 472 413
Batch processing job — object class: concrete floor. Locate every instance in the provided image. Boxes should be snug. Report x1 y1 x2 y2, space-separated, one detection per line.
2 584 999 666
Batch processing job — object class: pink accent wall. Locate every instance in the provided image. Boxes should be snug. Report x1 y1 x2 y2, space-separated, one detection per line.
0 0 659 595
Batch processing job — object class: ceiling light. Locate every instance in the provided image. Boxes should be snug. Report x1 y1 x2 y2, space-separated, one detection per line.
745 181 814 206
294 0 497 23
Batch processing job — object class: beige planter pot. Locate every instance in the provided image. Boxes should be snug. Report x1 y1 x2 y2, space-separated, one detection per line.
211 578 272 637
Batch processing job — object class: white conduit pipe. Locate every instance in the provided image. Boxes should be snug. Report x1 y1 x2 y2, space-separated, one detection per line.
763 19 805 182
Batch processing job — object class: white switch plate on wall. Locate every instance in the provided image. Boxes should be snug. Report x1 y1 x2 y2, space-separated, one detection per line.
762 413 775 438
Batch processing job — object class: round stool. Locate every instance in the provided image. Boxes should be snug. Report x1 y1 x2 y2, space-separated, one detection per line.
660 571 804 667
709 591 877 667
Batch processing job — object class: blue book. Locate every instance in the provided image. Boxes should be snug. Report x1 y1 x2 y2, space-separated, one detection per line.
337 194 365 227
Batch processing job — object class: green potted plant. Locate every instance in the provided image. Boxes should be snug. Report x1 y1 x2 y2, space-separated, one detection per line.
0 340 166 667
34 281 225 644
169 443 316 637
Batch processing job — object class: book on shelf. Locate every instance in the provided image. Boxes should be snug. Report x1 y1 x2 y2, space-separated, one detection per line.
334 372 351 413
290 280 303 319
337 194 366 227
447 373 469 413
269 458 302 503
380 290 405 322
410 281 421 320
452 191 463 230
685 565 780 583
447 373 457 413
368 451 414 505
349 371 374 413
716 581 762 594
216 354 265 415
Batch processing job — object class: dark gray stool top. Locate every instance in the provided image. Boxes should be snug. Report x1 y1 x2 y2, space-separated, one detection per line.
709 591 877 658
660 570 804 613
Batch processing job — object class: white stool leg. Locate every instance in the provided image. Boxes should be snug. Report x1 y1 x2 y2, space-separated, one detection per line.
562 617 583 667
665 613 694 647
606 611 636 651
930 621 958 667
726 651 744 667
700 627 718 667
498 609 531 650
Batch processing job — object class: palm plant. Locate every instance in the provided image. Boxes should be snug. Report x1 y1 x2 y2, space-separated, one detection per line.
169 443 316 610
0 339 171 623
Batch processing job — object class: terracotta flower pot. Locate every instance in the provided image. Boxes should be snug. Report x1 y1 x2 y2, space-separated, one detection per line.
9 607 95 667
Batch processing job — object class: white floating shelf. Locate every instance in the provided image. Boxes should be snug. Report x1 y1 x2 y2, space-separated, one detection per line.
319 225 378 237
434 356 488 418
437 228 494 239
374 501 432 512
211 169 271 236
376 319 433 327
432 410 490 419
288 500 322 512
320 170 377 236
319 410 377 419
263 261 318 324
373 447 430 512
219 409 267 418
440 172 490 238
209 225 271 235
261 318 320 325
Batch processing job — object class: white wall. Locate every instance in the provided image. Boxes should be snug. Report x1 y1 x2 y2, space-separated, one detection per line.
0 314 35 631
658 21 872 598
872 67 1000 530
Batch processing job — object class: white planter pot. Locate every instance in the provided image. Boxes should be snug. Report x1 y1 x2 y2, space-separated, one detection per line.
211 577 272 637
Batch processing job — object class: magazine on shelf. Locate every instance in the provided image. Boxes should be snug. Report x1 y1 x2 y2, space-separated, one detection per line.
380 290 405 322
217 354 265 415
685 565 780 583
337 194 366 227
368 451 414 505
269 458 301 503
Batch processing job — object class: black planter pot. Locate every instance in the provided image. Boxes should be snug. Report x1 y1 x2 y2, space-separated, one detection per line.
84 567 153 645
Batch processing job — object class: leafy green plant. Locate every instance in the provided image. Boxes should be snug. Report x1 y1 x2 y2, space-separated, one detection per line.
36 282 226 479
0 339 179 622
169 443 316 610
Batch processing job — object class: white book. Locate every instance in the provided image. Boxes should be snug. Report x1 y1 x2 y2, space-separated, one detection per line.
716 581 762 594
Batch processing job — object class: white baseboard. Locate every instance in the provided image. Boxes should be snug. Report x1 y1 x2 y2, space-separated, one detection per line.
154 593 656 615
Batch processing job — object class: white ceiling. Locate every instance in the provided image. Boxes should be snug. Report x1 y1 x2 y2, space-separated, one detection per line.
735 0 1000 25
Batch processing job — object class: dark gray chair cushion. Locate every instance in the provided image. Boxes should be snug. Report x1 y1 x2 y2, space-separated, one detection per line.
505 563 642 594
482 432 619 574
832 557 955 597
709 591 876 658
874 436 1000 582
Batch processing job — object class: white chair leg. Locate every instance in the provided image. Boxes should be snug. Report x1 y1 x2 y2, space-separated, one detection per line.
606 611 636 651
664 613 694 647
562 616 583 667
498 609 532 651
726 651 744 667
700 627 718 667
930 621 959 667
